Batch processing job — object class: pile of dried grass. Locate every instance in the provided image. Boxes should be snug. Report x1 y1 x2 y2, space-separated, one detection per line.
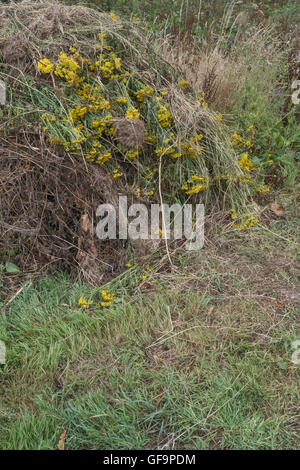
0 131 126 283
0 0 161 76
0 0 251 281
0 1 128 280
0 1 97 66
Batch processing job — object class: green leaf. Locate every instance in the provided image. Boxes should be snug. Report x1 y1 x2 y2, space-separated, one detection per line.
278 362 288 371
7 248 18 258
5 262 20 273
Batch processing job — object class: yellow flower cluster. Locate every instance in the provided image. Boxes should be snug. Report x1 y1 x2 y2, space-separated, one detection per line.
144 167 156 179
125 107 140 119
94 50 122 80
68 106 87 123
256 185 270 194
228 127 271 196
110 12 118 22
55 51 81 84
232 132 253 149
155 143 179 158
127 149 139 159
116 97 128 104
230 210 238 220
37 58 54 74
113 168 123 179
41 113 57 123
78 289 115 309
232 132 243 146
239 152 253 171
144 134 157 144
181 175 209 195
198 91 208 108
136 85 154 102
155 136 181 158
86 149 112 164
181 141 203 159
157 105 173 127
179 80 189 89
91 115 113 137
76 84 111 111
100 289 115 307
78 295 93 309
153 131 205 160
97 152 112 164
232 215 259 229
185 184 205 195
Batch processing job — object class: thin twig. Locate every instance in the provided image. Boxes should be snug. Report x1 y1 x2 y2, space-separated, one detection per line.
6 281 32 305
158 150 173 268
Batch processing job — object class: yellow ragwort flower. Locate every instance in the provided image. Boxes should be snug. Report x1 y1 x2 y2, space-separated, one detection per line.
37 58 54 74
239 152 253 171
125 107 140 119
179 80 189 89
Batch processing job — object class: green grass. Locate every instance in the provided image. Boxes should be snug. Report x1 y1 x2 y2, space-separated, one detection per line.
0 191 299 450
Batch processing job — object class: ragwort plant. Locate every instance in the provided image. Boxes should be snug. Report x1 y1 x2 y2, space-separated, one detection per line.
1 4 261 228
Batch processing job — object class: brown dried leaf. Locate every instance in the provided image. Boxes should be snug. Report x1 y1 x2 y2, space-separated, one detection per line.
57 428 67 450
81 213 93 235
270 202 285 217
